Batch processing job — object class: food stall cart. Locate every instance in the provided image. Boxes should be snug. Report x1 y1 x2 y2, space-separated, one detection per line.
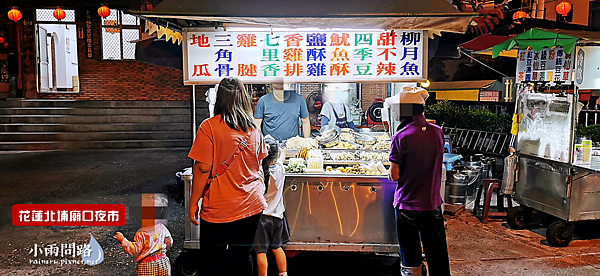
131 1 477 273
282 130 398 253
175 26 432 257
182 130 399 254
491 30 600 247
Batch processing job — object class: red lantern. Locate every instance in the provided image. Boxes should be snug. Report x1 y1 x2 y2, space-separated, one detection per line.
3 43 7 48
0 37 4 44
53 7 66 21
512 10 527 20
98 5 110 18
7 7 22 22
141 2 153 12
556 1 571 16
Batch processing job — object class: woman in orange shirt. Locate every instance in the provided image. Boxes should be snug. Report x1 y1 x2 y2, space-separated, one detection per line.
188 77 268 276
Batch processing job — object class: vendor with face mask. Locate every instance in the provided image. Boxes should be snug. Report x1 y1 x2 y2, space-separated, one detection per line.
319 92 359 131
254 83 311 143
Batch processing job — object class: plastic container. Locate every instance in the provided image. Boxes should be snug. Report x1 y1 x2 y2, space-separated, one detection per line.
306 158 324 173
375 161 387 174
289 158 305 166
582 139 593 163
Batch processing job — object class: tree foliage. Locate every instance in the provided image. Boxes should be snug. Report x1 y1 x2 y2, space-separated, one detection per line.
576 124 600 142
425 100 512 133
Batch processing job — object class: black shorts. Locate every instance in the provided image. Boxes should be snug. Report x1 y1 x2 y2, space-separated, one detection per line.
252 214 290 253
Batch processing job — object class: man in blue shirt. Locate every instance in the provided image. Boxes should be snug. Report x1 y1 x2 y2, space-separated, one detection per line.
254 83 310 142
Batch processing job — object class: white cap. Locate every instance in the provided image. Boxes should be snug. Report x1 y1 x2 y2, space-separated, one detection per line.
382 86 428 122
397 86 429 105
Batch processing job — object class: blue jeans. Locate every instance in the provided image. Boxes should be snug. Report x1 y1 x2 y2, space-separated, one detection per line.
395 207 451 276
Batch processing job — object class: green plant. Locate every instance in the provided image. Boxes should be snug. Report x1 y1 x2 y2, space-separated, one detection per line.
425 100 512 133
576 124 600 142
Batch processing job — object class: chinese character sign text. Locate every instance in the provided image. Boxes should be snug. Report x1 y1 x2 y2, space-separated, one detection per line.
185 30 424 83
516 47 573 84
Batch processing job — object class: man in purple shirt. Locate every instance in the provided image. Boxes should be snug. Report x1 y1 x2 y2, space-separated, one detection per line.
388 86 450 276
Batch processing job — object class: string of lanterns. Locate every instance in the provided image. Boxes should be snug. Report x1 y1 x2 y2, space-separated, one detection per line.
511 1 571 21
6 2 154 22
2 3 154 50
2 1 571 23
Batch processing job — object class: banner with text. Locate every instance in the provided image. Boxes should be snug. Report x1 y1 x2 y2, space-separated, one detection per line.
184 29 425 84
516 46 574 84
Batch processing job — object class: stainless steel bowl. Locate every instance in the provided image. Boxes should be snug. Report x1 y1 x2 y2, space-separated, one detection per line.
320 124 341 135
317 125 341 145
355 133 377 145
359 128 372 133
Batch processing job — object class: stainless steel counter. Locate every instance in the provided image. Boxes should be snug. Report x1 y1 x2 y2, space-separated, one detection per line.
283 173 399 253
285 173 389 183
516 154 600 222
181 172 396 251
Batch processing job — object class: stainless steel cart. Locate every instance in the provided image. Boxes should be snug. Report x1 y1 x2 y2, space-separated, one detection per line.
180 164 400 254
509 154 600 246
180 140 405 251
505 88 600 247
181 171 200 250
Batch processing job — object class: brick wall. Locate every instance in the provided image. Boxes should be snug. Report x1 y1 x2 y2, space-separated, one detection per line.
299 83 322 98
17 2 195 101
297 83 388 115
34 58 194 101
360 83 388 113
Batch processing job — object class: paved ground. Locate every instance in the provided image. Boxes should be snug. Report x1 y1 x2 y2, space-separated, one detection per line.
0 149 599 276
0 149 190 276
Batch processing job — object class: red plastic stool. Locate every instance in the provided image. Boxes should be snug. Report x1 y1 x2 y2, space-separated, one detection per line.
474 179 512 223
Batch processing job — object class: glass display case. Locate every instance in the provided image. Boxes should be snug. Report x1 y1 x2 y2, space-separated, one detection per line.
516 92 574 163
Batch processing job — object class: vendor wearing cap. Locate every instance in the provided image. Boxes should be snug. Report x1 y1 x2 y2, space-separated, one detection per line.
382 85 430 133
388 87 450 276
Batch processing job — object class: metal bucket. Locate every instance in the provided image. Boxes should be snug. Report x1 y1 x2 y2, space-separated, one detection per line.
465 161 482 171
465 161 483 196
444 171 468 205
461 168 479 197
481 162 491 179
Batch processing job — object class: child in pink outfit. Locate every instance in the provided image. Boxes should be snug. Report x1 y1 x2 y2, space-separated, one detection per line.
114 223 173 276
